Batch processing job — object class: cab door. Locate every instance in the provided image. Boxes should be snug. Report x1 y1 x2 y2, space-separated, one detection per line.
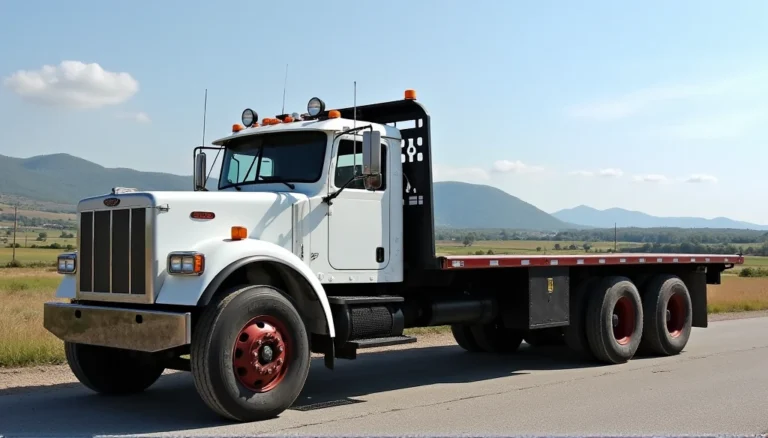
327 136 390 270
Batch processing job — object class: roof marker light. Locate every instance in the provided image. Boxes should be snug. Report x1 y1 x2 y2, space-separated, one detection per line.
328 110 341 119
232 123 244 132
404 89 417 100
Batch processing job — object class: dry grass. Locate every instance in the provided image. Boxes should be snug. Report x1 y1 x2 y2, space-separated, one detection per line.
0 269 67 367
708 277 768 313
1 268 767 368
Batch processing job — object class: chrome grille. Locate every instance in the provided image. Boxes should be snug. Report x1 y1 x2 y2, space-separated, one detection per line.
78 207 148 296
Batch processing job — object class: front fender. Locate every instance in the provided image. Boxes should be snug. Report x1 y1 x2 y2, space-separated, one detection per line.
155 238 334 337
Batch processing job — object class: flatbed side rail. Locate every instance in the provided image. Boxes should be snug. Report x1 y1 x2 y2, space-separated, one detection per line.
439 253 745 269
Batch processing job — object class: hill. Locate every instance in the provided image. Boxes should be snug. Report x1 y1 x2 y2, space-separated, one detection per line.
552 205 768 231
1 154 580 231
0 153 218 206
433 181 578 230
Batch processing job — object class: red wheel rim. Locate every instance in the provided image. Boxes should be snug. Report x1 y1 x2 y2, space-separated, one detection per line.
666 293 685 338
232 315 291 392
612 296 635 345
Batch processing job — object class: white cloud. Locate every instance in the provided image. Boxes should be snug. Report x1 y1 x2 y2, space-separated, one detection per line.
566 71 768 121
491 160 544 173
685 174 718 184
117 112 151 124
3 60 139 109
633 174 668 183
569 168 623 178
433 164 490 183
597 168 623 177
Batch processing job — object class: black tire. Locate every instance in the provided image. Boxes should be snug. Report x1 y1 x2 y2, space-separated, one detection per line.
585 276 643 364
638 275 693 356
451 324 482 352
64 342 164 395
563 277 599 357
469 322 524 353
524 327 564 347
191 285 310 422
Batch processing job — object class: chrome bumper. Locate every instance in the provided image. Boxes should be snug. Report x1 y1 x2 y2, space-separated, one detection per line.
43 302 191 353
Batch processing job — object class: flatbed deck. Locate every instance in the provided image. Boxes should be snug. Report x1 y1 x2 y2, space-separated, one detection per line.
439 253 745 269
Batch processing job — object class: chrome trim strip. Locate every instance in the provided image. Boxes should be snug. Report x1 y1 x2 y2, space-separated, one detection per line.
43 301 191 353
75 213 81 294
146 206 154 303
128 208 132 295
90 211 95 293
109 210 113 293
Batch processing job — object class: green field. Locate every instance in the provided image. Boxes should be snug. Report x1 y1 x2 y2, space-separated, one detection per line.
436 239 644 255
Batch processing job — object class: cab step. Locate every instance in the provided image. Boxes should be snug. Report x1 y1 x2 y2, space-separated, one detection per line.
349 335 416 349
335 335 417 360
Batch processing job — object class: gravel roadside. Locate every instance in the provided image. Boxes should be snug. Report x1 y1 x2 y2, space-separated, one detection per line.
2 310 766 394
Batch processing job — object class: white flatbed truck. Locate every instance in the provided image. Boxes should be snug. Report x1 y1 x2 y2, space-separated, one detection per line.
44 90 744 422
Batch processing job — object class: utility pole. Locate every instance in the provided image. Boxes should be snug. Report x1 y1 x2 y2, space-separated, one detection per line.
12 205 17 263
614 222 617 252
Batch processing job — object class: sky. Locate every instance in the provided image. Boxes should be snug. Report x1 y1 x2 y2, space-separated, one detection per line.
1 0 767 223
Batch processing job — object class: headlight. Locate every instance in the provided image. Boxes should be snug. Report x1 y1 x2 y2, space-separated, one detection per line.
307 97 325 117
167 252 205 275
57 253 77 274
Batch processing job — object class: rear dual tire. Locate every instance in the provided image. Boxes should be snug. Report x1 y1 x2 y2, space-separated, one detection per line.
638 275 693 356
584 276 644 364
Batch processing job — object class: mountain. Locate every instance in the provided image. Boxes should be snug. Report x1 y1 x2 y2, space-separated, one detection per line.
0 153 218 206
433 181 578 230
1 153 579 231
552 205 768 231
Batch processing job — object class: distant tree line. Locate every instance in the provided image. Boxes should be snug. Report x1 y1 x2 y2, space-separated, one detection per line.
436 227 768 245
0 213 73 228
436 226 768 255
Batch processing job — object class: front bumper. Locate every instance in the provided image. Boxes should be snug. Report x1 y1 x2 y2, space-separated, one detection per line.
44 302 191 352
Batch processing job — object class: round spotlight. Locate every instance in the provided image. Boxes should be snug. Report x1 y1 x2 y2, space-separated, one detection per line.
307 97 325 117
241 108 258 126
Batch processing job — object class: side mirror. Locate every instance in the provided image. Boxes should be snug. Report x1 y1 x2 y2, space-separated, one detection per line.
362 131 382 190
194 152 207 191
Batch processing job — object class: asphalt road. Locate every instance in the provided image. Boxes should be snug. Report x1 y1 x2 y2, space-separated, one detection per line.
2 317 768 437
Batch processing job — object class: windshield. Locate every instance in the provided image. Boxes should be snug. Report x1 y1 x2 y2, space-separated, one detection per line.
219 131 328 190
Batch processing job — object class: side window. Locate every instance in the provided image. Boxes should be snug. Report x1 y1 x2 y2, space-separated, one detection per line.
334 139 387 190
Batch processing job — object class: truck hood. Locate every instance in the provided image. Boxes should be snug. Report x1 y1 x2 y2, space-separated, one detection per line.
78 189 310 253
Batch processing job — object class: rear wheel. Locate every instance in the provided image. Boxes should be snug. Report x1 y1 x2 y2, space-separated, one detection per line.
585 276 643 364
65 342 164 395
191 285 310 422
564 277 599 357
451 324 482 352
524 327 564 347
639 275 693 356
470 322 524 353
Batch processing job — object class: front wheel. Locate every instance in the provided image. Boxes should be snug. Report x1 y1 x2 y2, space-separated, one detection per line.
191 285 310 422
65 342 165 395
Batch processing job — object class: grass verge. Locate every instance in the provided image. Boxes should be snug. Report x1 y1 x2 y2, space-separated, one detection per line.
2 268 767 368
